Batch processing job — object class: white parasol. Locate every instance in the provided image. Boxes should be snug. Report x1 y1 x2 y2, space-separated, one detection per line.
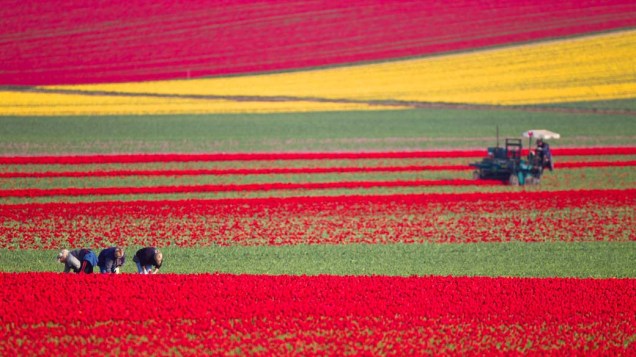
522 129 560 140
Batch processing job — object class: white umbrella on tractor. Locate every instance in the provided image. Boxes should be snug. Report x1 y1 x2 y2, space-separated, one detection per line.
522 129 560 147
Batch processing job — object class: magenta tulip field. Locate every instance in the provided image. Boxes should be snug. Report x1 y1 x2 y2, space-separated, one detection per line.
2 0 635 85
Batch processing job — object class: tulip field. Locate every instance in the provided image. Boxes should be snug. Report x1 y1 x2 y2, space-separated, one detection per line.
2 0 636 355
1 136 635 354
2 274 635 355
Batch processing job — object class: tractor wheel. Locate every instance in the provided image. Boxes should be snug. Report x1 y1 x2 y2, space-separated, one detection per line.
472 170 481 180
508 174 519 186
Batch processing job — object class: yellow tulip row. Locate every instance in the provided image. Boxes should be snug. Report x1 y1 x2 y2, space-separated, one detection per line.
0 91 399 116
2 29 634 115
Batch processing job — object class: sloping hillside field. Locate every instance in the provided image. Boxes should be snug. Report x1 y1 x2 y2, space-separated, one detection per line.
1 0 635 355
2 0 635 85
3 29 636 115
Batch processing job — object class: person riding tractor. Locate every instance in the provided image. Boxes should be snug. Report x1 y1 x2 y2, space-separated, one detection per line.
470 129 559 185
534 138 553 172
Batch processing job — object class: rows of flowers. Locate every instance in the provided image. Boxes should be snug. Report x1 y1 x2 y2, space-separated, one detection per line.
3 28 633 116
1 189 633 249
1 90 402 116
5 27 635 115
0 165 473 178
4 1 634 85
0 179 499 198
2 160 634 178
1 147 635 165
3 3 634 354
30 28 635 116
1 273 634 355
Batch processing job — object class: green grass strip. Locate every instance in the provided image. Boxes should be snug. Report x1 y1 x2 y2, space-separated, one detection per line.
2 109 635 154
1 242 634 278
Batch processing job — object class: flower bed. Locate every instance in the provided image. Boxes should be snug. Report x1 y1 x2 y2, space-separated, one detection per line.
3 1 635 85
2 189 633 249
1 273 634 355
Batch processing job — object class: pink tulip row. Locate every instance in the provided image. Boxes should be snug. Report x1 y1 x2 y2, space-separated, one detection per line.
1 273 634 355
3 0 634 85
2 189 632 249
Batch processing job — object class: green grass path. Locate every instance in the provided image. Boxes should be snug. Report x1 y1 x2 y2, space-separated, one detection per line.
2 242 634 278
2 108 635 154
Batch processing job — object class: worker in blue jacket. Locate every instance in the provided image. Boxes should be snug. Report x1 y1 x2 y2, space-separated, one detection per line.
97 246 126 273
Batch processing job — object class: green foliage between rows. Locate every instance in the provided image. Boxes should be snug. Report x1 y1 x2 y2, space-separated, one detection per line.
2 242 634 278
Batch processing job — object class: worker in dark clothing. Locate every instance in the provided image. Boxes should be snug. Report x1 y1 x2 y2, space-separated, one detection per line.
97 246 126 274
133 247 163 274
57 248 98 273
535 138 553 172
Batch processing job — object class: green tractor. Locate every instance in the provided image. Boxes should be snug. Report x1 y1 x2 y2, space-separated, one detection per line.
470 129 559 185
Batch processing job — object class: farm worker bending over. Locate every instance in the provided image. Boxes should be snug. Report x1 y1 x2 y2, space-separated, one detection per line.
133 247 163 274
97 246 126 274
57 248 98 273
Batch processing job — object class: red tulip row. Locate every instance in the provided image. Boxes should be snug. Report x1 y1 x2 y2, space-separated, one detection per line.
2 160 634 178
0 179 498 198
2 189 633 249
1 273 634 355
1 147 634 165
